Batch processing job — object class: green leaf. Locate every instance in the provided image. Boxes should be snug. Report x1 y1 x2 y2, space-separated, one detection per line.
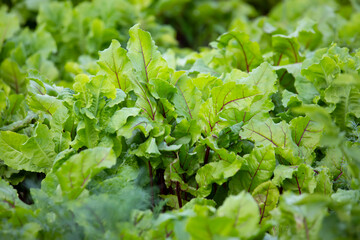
294 18 323 50
20 124 56 173
229 144 276 193
290 116 323 149
148 78 176 100
131 137 161 159
210 82 259 114
27 93 63 116
272 34 301 64
317 147 346 181
50 105 70 153
276 63 319 104
0 7 20 51
0 125 56 173
81 75 116 120
242 119 289 148
0 59 27 94
196 159 242 197
242 118 301 164
171 119 201 146
87 75 116 102
273 164 317 194
37 1 72 35
127 24 170 84
117 116 153 139
172 75 202 120
73 74 90 96
272 165 297 187
330 85 360 130
198 81 260 134
282 89 301 108
133 81 158 121
25 53 59 81
314 168 333 196
164 157 198 198
186 216 233 239
202 136 243 163
106 107 141 134
0 131 29 171
212 30 263 72
0 111 38 132
301 44 354 92
0 90 5 113
55 147 116 199
217 191 260 238
192 74 222 101
0 178 27 212
237 62 277 97
71 116 99 150
252 181 279 224
97 40 133 92
272 193 330 240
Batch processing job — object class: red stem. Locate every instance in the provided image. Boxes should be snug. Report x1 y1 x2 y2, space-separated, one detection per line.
334 171 343 182
295 176 302 195
148 161 154 207
303 218 310 240
176 182 182 208
276 53 283 66
204 146 210 165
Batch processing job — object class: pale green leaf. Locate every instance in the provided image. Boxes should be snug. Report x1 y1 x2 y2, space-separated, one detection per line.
252 181 280 224
97 39 133 92
217 191 260 238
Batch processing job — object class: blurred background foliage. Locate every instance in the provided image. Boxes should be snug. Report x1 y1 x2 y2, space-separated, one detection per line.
1 0 360 86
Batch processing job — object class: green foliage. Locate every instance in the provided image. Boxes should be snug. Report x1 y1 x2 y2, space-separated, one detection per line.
1 0 360 239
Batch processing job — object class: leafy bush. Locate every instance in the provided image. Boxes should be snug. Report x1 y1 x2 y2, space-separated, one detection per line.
1 0 360 239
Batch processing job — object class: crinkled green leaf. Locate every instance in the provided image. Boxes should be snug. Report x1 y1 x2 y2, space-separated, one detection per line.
106 107 141 134
71 116 99 150
131 137 161 159
196 159 242 197
50 105 70 153
0 131 29 171
229 144 276 193
0 124 56 173
117 116 153 139
20 124 56 173
171 119 201 146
